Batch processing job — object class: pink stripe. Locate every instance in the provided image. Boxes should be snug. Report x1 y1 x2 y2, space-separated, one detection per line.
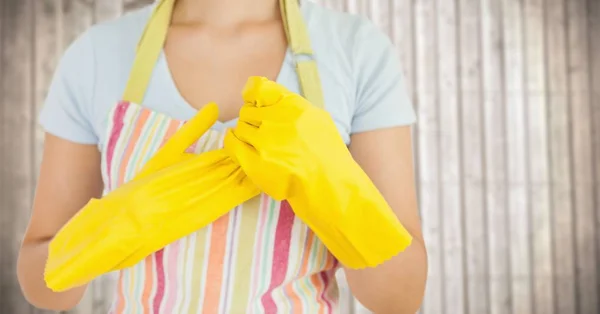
319 269 334 313
162 243 180 313
250 195 270 298
105 101 129 190
152 249 166 313
261 201 295 314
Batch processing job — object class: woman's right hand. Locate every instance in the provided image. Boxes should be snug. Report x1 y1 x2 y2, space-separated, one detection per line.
17 133 104 311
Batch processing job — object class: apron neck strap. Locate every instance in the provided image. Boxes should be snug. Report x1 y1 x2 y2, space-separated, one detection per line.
122 0 324 109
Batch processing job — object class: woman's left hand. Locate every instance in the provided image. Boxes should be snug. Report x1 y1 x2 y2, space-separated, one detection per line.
224 76 351 201
224 76 413 270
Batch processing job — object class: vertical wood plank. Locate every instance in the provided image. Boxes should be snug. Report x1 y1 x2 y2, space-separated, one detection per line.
589 2 600 313
458 0 489 312
437 0 465 313
0 0 7 310
545 0 577 313
481 0 511 313
0 0 36 313
523 0 554 313
0 0 6 309
567 1 599 314
415 0 442 313
502 0 533 313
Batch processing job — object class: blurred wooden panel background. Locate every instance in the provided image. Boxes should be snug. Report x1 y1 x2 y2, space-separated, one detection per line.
0 0 598 313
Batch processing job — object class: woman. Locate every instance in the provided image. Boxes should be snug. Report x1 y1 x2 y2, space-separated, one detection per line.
17 0 427 313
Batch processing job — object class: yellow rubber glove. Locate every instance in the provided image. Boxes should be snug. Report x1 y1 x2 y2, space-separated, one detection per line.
45 104 261 292
224 77 413 269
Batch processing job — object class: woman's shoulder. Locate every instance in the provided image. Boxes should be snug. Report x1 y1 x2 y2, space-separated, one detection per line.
60 4 154 71
303 1 397 77
83 5 154 56
37 5 156 146
92 5 154 40
303 1 416 134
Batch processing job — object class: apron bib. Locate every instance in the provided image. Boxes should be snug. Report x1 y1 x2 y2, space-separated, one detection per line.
103 1 340 313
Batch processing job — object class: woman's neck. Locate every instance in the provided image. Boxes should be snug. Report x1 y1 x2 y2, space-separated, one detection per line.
173 0 280 26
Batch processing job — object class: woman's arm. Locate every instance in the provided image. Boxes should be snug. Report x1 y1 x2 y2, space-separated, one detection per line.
17 133 104 311
345 126 427 314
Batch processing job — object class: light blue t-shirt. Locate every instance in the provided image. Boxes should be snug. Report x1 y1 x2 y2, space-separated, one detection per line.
39 1 415 148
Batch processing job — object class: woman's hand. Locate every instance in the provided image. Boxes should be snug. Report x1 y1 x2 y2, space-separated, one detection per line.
225 77 413 270
224 76 350 201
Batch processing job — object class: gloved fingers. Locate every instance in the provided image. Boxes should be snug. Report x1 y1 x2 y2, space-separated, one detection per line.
242 76 290 108
135 103 219 179
232 121 263 149
238 102 303 128
239 104 279 126
223 129 262 177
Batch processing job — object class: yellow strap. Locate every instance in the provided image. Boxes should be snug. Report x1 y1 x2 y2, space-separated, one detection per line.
123 0 325 109
122 0 175 104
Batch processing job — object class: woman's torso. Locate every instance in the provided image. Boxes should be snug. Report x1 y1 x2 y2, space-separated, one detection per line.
82 2 371 313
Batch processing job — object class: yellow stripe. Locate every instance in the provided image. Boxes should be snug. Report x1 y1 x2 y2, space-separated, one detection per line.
228 196 261 312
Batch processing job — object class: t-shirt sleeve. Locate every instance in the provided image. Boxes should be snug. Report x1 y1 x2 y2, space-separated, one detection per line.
351 20 416 134
38 31 98 144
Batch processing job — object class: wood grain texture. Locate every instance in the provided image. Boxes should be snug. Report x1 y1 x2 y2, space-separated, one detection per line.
523 0 555 313
1 0 36 313
437 0 465 313
502 1 532 313
458 0 489 313
0 0 598 313
567 2 599 314
414 0 442 313
481 0 511 313
590 1 600 313
545 0 578 313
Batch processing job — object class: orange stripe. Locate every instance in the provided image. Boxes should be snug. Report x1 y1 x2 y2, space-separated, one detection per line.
115 270 126 313
299 232 315 275
160 121 181 149
201 215 230 313
141 256 155 314
284 227 310 312
118 109 151 184
302 233 319 312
